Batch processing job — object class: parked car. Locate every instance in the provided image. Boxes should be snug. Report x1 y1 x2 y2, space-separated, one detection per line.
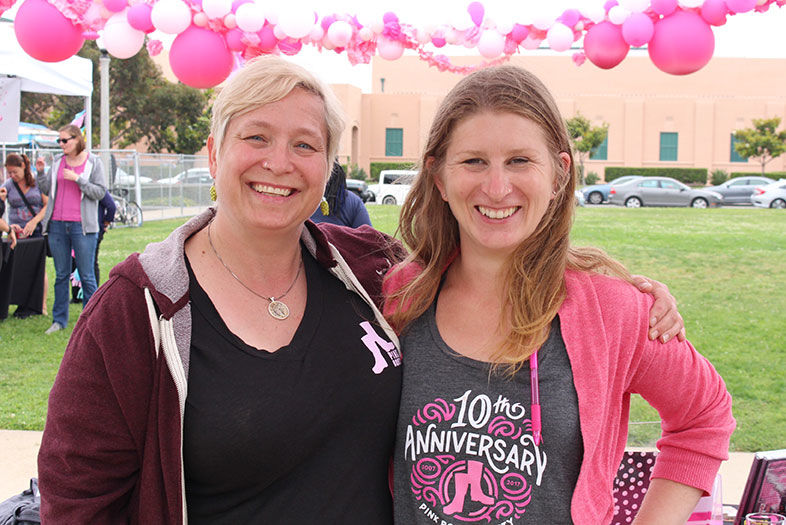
706 176 775 205
609 177 724 208
575 190 585 207
157 167 212 185
581 175 643 205
345 178 374 202
114 168 152 185
367 169 417 205
751 179 786 208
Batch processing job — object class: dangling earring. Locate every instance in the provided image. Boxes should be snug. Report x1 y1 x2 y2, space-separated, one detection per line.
320 196 329 215
210 184 217 202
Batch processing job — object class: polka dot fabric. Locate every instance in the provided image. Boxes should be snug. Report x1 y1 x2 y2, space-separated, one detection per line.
611 451 657 525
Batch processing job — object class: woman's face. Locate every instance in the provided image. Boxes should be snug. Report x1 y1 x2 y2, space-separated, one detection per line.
208 88 329 234
435 110 569 259
6 164 24 184
58 132 78 156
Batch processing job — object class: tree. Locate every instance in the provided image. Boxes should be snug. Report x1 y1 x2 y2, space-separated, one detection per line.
566 113 608 184
21 41 212 154
732 117 786 175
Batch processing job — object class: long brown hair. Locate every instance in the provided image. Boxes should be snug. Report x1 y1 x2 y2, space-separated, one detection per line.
386 65 630 373
4 153 35 187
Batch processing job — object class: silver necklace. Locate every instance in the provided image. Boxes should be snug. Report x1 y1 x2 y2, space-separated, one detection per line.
207 221 303 320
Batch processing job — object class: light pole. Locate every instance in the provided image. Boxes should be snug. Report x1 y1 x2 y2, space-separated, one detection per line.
98 45 111 187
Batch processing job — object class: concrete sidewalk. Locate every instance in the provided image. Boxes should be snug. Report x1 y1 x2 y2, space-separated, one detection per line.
0 429 755 506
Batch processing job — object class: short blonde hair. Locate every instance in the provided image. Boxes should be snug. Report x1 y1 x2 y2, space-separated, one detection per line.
210 56 345 167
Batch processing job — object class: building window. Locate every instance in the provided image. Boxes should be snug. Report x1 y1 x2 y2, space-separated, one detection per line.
730 134 747 163
590 136 608 160
385 128 403 157
659 132 678 161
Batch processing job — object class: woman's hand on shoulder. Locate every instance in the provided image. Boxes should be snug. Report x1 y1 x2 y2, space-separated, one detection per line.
631 275 686 343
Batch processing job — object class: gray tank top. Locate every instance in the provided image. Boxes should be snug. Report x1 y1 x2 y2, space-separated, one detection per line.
394 305 583 524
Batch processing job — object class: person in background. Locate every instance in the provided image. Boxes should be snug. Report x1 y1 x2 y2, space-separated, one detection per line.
309 161 372 228
38 124 106 334
385 65 734 524
70 190 116 302
0 217 17 249
2 153 49 316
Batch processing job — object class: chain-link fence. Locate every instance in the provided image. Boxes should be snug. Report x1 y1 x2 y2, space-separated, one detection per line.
1 146 211 222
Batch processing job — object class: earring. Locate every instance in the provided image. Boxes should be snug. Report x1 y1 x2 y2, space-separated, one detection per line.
210 184 217 201
320 196 329 215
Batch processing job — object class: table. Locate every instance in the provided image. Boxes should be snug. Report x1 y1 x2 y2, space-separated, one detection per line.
0 237 47 320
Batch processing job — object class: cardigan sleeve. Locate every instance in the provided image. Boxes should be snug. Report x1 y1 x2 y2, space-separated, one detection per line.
77 154 108 201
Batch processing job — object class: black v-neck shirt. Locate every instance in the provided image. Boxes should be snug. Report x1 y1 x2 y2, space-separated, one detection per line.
183 246 401 523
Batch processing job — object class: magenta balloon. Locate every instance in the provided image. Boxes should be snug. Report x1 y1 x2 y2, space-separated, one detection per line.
621 12 654 46
103 0 127 13
648 10 714 75
278 39 302 56
726 0 756 13
510 23 529 43
584 21 629 69
559 8 581 27
651 0 678 16
225 28 244 51
382 11 398 24
321 15 336 31
170 26 233 88
257 25 278 52
14 0 84 62
231 0 251 13
701 0 728 25
431 36 446 48
127 3 155 33
603 0 618 12
467 1 484 26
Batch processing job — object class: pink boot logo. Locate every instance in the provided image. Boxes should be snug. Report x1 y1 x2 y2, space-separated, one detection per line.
443 460 495 515
359 321 401 374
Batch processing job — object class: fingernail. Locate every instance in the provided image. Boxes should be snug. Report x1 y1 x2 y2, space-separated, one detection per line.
649 329 658 340
661 334 670 343
650 316 657 326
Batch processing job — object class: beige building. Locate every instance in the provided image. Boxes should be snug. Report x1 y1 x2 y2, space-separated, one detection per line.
334 54 786 182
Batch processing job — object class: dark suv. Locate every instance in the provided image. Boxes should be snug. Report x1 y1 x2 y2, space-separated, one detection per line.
346 178 374 202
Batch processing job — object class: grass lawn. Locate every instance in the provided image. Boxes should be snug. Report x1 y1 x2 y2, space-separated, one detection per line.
0 206 783 452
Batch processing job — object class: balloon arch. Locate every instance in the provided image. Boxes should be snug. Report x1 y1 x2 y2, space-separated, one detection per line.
4 0 785 88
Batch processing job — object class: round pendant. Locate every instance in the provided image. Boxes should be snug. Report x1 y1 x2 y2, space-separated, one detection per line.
268 300 290 320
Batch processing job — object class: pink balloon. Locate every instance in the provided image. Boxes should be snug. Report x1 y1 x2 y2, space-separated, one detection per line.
382 12 398 24
431 35 446 47
651 0 678 16
321 15 336 31
559 8 581 27
257 24 278 52
583 21 629 69
603 0 619 11
170 25 233 88
14 0 84 62
103 0 127 13
510 23 529 43
377 37 404 60
127 3 155 32
648 9 714 75
225 28 245 51
726 0 756 13
621 12 654 46
467 1 484 26
231 0 250 12
278 39 302 55
701 0 729 25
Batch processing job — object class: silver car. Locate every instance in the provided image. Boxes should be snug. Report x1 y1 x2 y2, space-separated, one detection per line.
609 177 723 208
706 176 775 205
751 179 786 208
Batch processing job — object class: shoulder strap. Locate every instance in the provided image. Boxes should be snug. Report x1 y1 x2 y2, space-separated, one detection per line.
144 288 161 357
12 180 37 217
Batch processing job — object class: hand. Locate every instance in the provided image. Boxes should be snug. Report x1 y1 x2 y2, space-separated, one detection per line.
35 158 46 173
63 168 80 182
0 187 6 201
23 220 38 238
631 275 686 343
8 228 16 249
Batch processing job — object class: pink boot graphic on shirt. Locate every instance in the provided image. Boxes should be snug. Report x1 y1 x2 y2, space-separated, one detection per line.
359 321 400 374
443 460 495 515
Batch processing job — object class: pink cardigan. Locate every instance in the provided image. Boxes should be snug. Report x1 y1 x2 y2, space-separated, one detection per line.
385 266 735 524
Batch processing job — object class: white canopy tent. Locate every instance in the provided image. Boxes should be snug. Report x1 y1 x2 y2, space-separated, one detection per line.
0 19 93 147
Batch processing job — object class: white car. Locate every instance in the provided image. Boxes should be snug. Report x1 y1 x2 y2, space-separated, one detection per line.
114 168 152 185
157 167 213 185
751 179 786 208
367 169 416 205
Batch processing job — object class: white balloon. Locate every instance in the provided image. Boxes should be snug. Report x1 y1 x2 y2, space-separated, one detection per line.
309 25 324 41
608 5 631 25
496 19 514 36
448 9 473 31
619 0 650 12
327 20 353 48
547 22 573 52
521 35 542 50
201 0 231 19
357 27 373 41
416 26 432 44
531 11 555 31
579 4 606 23
277 9 314 39
103 12 145 58
477 30 505 58
235 3 266 33
369 20 384 34
150 0 191 34
273 24 287 40
377 37 404 60
261 7 277 25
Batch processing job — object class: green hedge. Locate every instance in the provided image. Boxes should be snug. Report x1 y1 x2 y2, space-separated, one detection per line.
370 162 417 182
730 171 786 179
605 167 708 185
